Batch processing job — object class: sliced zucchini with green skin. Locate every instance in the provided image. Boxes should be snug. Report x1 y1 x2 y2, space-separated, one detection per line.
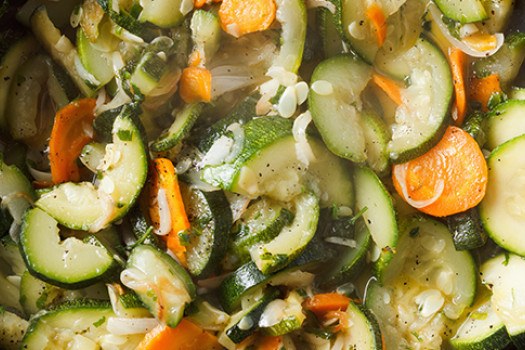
0 35 39 131
375 36 453 163
19 270 108 315
473 33 525 90
151 103 202 152
446 208 488 251
317 7 345 58
362 110 390 176
31 6 97 96
138 0 185 28
231 197 294 264
20 299 144 349
220 238 332 313
36 106 148 232
180 184 232 278
510 87 525 100
6 54 53 141
479 134 525 256
79 142 107 173
434 0 487 24
219 287 280 346
318 216 371 289
480 253 525 347
485 100 525 150
366 215 476 349
342 300 383 350
77 23 118 87
191 9 221 64
259 290 305 336
308 54 372 163
450 292 511 350
353 165 397 280
0 306 29 350
123 244 196 328
20 208 117 289
130 51 168 95
272 0 307 73
201 116 354 208
250 192 319 274
481 0 515 33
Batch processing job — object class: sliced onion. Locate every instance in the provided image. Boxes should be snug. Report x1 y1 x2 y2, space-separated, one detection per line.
224 123 244 163
27 165 52 183
224 191 251 221
198 135 234 167
74 54 101 86
324 236 357 248
107 317 159 335
120 268 148 292
89 189 116 232
428 3 503 58
95 81 132 115
293 111 316 165
154 188 171 236
393 163 445 208
197 274 230 289
70 7 82 28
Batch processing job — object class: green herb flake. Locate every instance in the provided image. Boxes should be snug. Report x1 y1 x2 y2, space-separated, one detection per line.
178 231 191 246
117 129 133 141
412 331 423 342
504 251 510 266
93 316 106 327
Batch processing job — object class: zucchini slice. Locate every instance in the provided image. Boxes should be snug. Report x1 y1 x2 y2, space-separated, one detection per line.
342 300 384 350
180 185 232 278
450 292 511 350
446 208 488 251
480 253 525 347
20 208 117 288
365 215 476 349
485 100 525 150
20 300 144 349
375 36 453 163
250 192 319 274
479 134 525 256
201 116 354 208
434 0 488 24
259 290 305 336
123 244 196 328
151 103 202 152
36 105 148 232
353 165 397 279
308 54 372 163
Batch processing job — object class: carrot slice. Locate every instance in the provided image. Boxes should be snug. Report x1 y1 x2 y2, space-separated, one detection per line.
48 98 96 184
179 66 212 103
219 0 276 38
255 335 283 350
468 73 502 111
137 319 222 350
322 310 349 333
365 4 387 47
392 126 488 217
148 158 190 267
302 292 351 316
449 48 467 125
372 73 404 106
194 0 220 8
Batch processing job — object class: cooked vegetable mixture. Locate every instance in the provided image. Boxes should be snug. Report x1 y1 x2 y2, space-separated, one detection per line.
1 0 525 348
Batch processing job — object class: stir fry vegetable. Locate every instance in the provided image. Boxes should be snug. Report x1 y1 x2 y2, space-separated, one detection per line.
1 0 525 349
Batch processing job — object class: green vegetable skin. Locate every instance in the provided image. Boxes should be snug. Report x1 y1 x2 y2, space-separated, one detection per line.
1 0 524 349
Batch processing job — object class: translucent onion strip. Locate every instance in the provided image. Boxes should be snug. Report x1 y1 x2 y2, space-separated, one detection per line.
393 163 445 208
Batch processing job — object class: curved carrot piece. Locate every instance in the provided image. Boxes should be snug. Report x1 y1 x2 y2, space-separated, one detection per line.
179 66 211 103
372 73 403 106
449 48 467 125
48 98 96 184
137 319 222 350
219 0 276 38
322 310 349 333
392 126 488 217
365 4 387 47
302 292 351 316
468 73 502 111
148 158 190 267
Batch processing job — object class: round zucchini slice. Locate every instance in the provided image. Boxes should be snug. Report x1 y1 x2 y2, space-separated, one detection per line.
19 208 117 289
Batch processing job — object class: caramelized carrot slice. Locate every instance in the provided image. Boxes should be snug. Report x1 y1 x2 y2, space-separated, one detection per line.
468 73 502 111
392 126 488 217
449 48 467 125
179 66 212 103
219 0 276 38
48 98 96 184
302 292 351 316
365 4 387 47
372 73 404 106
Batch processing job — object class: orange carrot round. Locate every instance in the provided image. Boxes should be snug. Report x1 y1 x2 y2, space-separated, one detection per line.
148 158 191 266
302 292 351 316
468 73 502 111
48 98 97 184
392 126 488 217
179 66 212 103
219 0 276 38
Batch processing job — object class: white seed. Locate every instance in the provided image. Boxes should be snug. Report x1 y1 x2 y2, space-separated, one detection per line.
278 86 298 118
311 80 333 96
295 81 309 104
